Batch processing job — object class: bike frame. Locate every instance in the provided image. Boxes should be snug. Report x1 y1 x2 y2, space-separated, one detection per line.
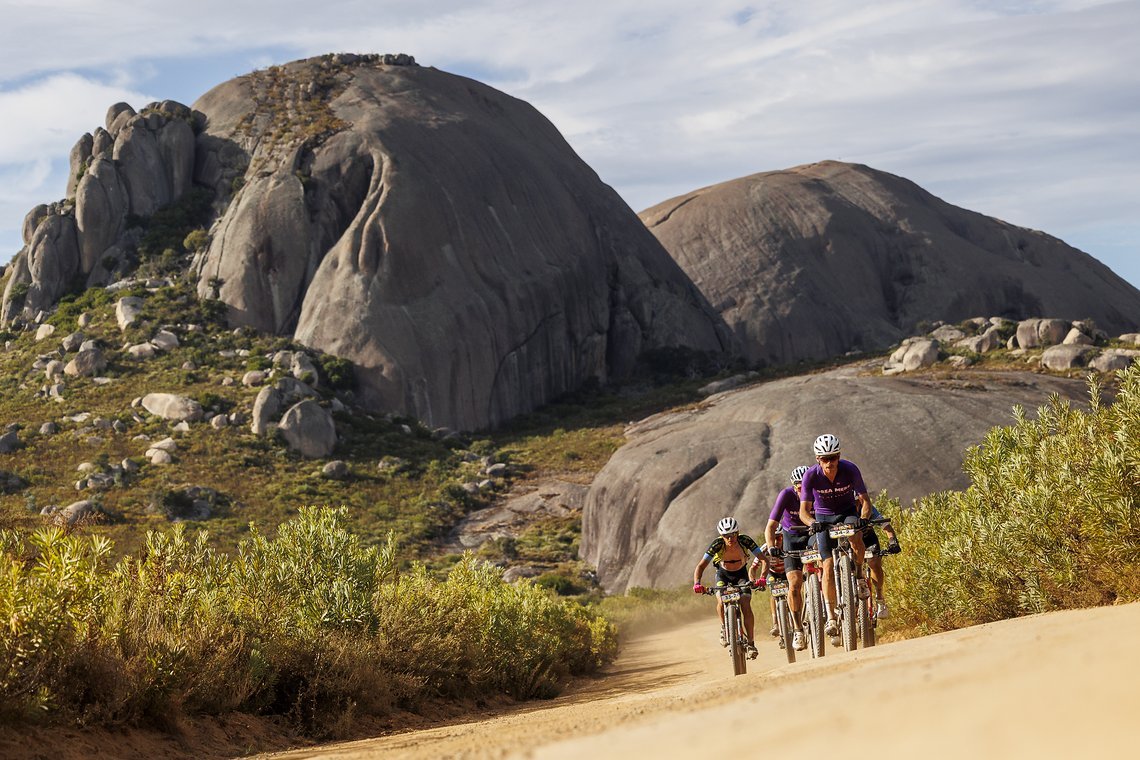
785 547 825 659
704 580 754 676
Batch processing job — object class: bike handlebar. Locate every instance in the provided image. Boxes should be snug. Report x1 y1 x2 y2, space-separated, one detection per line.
702 581 755 597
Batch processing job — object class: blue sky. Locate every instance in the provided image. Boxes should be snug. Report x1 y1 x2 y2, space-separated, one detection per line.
2 1 1137 289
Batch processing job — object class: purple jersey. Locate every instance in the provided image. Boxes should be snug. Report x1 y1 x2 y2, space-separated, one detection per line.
769 486 806 531
800 459 867 517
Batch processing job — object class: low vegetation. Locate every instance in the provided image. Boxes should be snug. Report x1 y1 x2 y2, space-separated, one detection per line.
882 364 1140 636
0 507 617 731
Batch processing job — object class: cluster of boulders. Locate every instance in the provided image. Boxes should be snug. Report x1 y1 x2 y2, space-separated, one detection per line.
1 101 198 324
883 317 1140 375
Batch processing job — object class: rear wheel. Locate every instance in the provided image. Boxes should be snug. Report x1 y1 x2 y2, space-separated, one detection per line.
728 605 747 675
805 573 825 659
858 586 875 648
838 553 858 652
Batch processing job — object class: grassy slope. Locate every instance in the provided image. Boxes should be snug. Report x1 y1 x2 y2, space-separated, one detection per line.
2 292 1123 574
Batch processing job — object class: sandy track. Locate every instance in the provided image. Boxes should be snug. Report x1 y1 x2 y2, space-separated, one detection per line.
263 601 1140 759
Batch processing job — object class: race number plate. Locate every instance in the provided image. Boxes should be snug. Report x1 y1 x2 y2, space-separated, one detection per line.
800 549 822 563
720 591 742 603
829 525 856 538
770 581 790 596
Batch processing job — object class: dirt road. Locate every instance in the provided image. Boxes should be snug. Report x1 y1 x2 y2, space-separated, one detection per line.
265 601 1140 759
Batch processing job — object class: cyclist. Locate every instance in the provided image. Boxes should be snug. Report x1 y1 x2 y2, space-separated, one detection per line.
798 434 874 639
753 533 788 641
862 505 902 618
763 465 811 651
693 517 766 659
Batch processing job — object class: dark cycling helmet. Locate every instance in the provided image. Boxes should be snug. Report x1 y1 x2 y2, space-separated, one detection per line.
717 517 739 535
790 465 809 484
813 434 841 457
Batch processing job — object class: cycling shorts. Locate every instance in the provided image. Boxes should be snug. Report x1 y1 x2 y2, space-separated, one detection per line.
864 527 881 552
715 565 753 596
813 513 865 558
766 570 788 582
781 528 812 572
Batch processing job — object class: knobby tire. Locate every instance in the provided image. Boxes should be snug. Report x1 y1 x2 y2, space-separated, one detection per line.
838 552 858 652
728 604 747 675
805 573 825 659
858 584 875 649
777 597 795 664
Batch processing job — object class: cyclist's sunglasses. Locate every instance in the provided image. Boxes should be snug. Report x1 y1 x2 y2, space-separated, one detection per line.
817 454 840 463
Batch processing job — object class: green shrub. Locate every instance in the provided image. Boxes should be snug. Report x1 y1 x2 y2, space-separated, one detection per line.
885 366 1140 635
0 508 617 730
314 354 355 391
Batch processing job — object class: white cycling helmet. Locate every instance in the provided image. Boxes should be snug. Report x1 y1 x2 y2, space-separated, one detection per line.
813 434 841 457
790 465 810 484
717 517 739 535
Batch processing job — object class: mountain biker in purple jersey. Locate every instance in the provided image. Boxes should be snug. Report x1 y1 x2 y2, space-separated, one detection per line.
693 517 766 659
763 465 811 651
798 434 874 638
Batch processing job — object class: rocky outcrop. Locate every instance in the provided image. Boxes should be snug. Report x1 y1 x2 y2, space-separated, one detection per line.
580 365 1093 592
277 400 337 458
141 393 204 422
639 161 1140 367
2 101 199 325
882 338 939 374
190 55 730 430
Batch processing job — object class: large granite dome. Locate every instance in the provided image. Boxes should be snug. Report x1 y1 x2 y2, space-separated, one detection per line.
639 161 1140 367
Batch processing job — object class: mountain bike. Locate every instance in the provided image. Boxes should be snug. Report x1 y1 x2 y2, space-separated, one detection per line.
786 547 825 659
826 518 891 652
767 575 795 664
703 580 755 676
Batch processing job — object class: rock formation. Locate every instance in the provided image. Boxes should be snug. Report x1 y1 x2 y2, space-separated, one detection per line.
580 364 1093 593
639 161 1140 367
2 101 200 323
187 54 729 430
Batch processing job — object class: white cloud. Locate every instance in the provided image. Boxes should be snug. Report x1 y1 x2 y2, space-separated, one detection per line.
0 1 1136 285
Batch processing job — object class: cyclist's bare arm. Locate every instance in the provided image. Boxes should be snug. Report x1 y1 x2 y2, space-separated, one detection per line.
764 518 780 547
856 493 873 520
798 500 815 528
694 557 711 585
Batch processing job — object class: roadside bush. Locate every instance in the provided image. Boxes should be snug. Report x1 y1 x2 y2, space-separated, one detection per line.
885 365 1140 635
0 508 617 731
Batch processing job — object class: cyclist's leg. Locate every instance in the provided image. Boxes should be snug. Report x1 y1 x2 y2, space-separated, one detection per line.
783 529 808 631
714 567 731 628
869 555 884 598
742 595 756 643
864 528 886 601
786 569 805 629
815 515 841 616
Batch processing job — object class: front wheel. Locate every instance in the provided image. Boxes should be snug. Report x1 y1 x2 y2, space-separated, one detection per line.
777 598 795 664
727 604 747 675
837 552 858 652
805 573 825 659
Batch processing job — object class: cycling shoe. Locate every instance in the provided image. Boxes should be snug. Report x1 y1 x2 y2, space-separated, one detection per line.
824 618 839 636
856 578 871 599
746 641 759 660
875 600 889 619
792 631 806 651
